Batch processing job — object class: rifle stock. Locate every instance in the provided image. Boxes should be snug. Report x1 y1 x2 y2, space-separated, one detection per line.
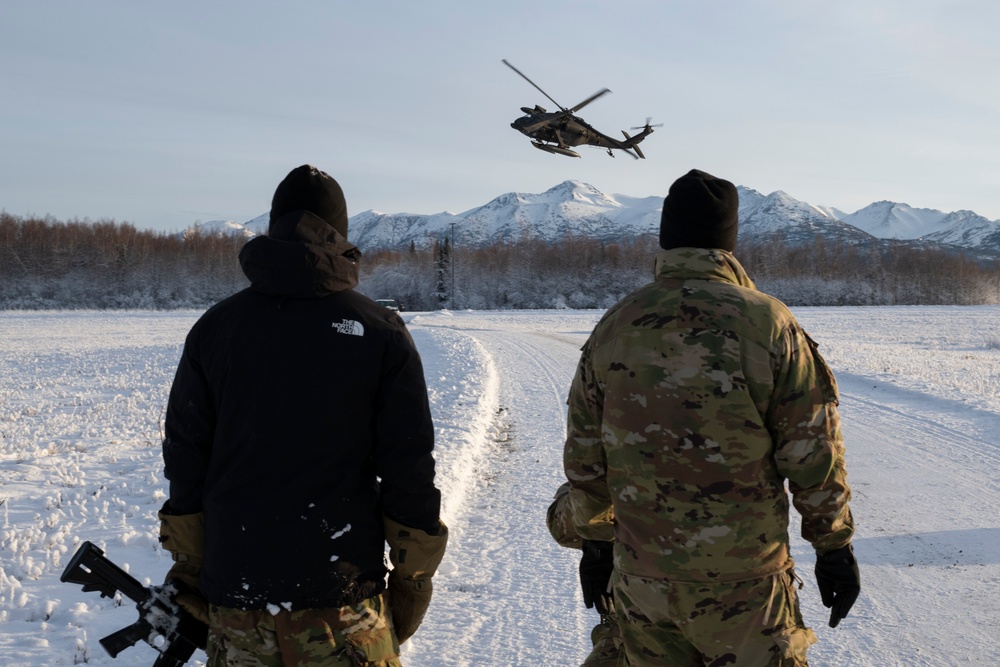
61 540 149 602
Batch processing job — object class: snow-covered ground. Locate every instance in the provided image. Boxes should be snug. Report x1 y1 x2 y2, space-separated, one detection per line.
2 306 999 666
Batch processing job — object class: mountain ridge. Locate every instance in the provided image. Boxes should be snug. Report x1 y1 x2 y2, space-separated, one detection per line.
196 181 1000 255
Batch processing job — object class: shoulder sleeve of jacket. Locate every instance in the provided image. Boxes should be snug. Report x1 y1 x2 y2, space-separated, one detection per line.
546 482 584 549
770 322 854 552
563 335 614 542
162 323 215 514
375 322 441 534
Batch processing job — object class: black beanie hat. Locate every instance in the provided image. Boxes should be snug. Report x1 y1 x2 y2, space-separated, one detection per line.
659 169 739 252
269 165 348 238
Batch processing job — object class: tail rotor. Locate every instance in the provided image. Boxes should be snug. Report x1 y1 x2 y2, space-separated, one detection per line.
630 117 663 132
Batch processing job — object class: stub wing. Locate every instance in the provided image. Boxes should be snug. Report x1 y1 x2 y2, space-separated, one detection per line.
532 142 581 158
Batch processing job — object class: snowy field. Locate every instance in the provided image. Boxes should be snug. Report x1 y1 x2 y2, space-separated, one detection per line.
1 306 999 666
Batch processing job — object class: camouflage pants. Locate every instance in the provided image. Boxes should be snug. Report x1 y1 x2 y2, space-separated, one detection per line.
612 569 817 667
582 615 623 667
206 593 401 667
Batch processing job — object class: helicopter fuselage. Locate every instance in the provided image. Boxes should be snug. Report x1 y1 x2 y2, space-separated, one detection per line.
510 113 601 148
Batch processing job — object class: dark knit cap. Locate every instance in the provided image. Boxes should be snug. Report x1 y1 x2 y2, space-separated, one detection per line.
269 165 348 238
659 169 739 252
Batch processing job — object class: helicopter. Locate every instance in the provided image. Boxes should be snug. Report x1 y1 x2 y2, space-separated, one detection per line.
503 59 659 159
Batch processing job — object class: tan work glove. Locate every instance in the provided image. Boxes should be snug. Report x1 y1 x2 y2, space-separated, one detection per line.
158 508 209 625
384 515 449 644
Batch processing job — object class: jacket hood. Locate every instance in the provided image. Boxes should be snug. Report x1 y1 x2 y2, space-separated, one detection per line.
653 247 756 291
239 210 361 298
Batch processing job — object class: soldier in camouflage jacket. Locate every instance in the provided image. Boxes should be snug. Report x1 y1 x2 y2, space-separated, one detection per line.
562 169 859 666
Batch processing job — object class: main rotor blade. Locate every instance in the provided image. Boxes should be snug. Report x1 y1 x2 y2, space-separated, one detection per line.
570 88 611 112
522 113 570 134
503 59 567 111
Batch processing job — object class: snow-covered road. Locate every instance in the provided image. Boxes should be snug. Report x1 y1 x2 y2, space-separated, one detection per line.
810 372 1000 666
404 312 597 666
402 308 1000 667
2 307 999 666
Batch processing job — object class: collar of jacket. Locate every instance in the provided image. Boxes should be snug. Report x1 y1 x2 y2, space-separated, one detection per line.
239 210 361 298
653 247 757 291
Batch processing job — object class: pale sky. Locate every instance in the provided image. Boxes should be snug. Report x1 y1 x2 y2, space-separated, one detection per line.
2 0 998 233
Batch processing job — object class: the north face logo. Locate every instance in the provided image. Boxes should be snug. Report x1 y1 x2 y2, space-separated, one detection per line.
332 319 364 336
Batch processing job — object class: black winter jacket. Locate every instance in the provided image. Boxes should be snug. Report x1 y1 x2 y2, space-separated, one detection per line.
162 211 440 610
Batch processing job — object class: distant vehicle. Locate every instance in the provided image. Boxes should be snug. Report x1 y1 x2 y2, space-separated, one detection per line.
375 299 403 312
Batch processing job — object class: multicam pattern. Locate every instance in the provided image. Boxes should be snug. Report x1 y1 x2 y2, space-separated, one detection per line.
207 594 400 667
613 569 817 666
564 248 854 583
548 479 817 667
546 483 622 666
583 618 623 667
546 482 586 550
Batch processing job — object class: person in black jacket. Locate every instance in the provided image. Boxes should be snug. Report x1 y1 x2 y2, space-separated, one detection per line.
158 165 447 666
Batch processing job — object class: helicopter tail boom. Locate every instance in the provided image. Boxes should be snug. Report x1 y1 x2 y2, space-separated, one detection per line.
621 131 646 159
618 119 661 159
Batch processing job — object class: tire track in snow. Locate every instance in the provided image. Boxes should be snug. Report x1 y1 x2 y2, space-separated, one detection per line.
408 327 501 527
405 317 595 667
838 372 1000 472
791 372 1000 666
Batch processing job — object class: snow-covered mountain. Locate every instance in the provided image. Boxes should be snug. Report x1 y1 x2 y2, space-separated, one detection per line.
244 213 269 236
206 181 1000 255
736 187 873 245
349 181 662 249
839 202 1000 253
347 180 874 249
840 201 948 239
920 210 1000 249
181 219 257 240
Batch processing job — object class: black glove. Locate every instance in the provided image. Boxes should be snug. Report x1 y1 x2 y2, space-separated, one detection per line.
815 544 861 628
579 540 614 615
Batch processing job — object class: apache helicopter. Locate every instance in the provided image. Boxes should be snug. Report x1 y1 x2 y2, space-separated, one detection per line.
503 59 659 159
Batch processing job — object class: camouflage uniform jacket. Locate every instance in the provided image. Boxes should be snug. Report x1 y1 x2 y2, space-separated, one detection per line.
564 247 854 583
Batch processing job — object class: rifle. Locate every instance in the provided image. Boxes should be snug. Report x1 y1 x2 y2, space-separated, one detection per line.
60 540 208 666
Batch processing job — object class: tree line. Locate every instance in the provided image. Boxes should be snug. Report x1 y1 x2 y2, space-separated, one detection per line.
2 213 998 310
0 213 246 309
